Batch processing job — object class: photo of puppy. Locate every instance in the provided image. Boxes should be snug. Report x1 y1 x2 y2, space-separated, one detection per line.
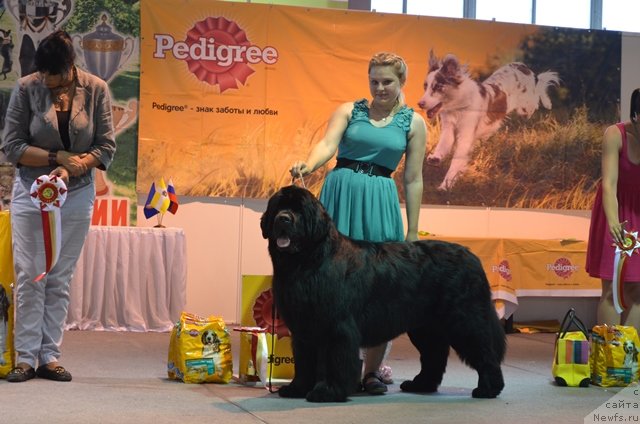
201 329 221 358
623 340 639 369
418 50 559 191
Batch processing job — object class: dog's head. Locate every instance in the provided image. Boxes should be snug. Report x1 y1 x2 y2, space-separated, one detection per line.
623 340 638 355
261 185 333 254
201 329 218 346
418 50 467 119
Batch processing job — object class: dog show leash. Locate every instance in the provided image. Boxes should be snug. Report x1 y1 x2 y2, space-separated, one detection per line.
292 174 306 188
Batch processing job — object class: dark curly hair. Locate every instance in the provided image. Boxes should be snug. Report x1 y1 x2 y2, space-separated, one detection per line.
34 30 75 76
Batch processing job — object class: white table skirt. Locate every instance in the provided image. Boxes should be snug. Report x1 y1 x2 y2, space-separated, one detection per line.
66 226 187 332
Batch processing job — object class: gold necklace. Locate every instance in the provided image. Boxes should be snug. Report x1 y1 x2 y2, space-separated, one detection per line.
381 111 394 122
371 100 398 122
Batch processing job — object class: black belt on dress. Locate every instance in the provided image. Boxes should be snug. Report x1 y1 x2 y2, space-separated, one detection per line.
334 158 393 178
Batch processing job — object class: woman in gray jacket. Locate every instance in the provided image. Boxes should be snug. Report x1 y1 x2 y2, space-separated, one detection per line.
1 30 116 382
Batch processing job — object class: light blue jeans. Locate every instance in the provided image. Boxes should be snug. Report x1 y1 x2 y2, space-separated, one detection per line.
10 177 94 368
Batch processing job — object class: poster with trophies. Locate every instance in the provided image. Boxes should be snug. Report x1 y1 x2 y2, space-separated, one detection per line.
0 0 140 225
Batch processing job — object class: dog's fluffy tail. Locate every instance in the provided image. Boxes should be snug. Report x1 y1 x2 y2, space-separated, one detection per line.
536 71 560 110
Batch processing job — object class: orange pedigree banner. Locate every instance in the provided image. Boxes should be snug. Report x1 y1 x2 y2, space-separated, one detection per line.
139 0 545 200
423 235 601 318
139 1 621 208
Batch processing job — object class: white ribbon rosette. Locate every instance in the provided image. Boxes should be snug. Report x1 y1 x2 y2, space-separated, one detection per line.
611 229 640 313
30 175 67 282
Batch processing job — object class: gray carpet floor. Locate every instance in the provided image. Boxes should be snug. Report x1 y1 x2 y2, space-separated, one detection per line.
0 328 628 424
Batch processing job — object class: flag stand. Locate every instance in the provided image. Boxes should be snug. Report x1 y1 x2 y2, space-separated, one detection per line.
154 212 166 228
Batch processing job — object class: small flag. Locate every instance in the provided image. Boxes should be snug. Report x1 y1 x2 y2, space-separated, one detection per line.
143 178 170 219
144 182 159 219
167 178 179 215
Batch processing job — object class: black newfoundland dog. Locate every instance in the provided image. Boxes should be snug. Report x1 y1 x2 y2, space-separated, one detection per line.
261 185 505 402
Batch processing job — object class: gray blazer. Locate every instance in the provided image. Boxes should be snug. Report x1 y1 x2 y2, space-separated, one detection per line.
1 67 116 191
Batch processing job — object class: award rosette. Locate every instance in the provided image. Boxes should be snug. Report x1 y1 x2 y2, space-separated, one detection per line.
30 175 67 282
611 229 640 313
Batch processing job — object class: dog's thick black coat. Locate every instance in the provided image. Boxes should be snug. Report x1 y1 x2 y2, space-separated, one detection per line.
261 185 506 402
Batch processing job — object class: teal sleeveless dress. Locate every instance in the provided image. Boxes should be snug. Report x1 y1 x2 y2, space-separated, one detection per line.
319 98 414 242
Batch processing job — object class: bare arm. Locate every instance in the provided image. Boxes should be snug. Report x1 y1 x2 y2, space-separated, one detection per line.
600 124 623 244
403 113 427 241
290 102 353 177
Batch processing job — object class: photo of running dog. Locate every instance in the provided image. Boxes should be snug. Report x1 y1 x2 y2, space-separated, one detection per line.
418 50 559 191
261 185 506 402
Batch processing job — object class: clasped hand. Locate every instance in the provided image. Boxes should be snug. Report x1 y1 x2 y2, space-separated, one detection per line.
56 151 88 177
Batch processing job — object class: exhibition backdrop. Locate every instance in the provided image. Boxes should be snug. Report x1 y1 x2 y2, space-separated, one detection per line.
139 0 621 209
0 0 624 222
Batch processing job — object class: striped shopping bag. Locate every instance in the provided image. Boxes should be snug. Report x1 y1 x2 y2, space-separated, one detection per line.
552 308 591 387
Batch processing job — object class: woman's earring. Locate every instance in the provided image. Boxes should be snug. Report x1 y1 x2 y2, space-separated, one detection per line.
633 111 638 123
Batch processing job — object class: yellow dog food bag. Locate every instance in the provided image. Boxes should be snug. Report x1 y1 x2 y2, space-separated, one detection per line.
590 324 640 387
0 211 15 378
167 312 233 383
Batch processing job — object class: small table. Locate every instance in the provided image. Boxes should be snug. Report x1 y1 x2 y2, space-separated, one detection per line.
66 226 187 331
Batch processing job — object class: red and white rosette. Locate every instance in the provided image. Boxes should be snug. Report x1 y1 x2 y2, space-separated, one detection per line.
612 229 640 313
30 175 67 282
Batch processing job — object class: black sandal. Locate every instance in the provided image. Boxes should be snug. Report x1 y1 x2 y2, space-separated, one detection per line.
6 366 36 383
36 365 72 382
362 371 387 395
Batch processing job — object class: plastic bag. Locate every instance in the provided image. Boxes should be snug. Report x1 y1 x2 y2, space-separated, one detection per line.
167 312 233 383
234 327 269 386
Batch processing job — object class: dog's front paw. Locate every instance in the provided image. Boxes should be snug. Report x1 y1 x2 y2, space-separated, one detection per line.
400 379 438 393
471 386 500 399
278 384 307 398
306 382 348 403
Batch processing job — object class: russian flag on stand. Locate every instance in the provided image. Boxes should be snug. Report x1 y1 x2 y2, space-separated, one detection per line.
167 178 179 214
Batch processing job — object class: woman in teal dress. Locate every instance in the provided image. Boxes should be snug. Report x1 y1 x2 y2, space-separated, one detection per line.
290 52 427 395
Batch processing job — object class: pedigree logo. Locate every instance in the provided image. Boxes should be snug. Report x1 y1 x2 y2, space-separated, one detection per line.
153 16 279 93
491 260 512 282
547 257 579 279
